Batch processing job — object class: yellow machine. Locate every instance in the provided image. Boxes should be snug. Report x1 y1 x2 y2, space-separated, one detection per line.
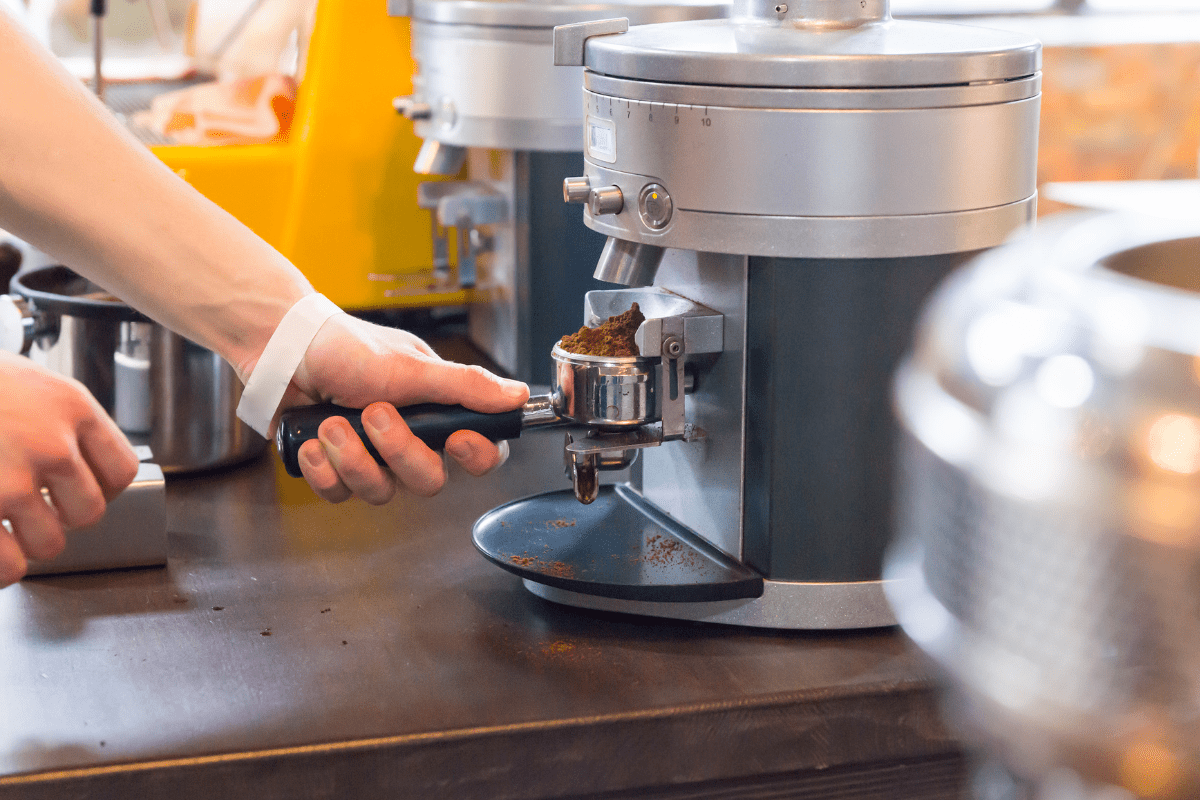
152 0 463 310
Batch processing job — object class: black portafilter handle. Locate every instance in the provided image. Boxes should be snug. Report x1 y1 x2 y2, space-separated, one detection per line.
276 402 526 478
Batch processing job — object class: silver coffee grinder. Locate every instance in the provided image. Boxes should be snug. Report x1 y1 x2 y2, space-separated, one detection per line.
469 0 1043 628
386 0 727 383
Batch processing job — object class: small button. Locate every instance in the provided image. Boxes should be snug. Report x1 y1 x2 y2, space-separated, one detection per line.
638 184 672 230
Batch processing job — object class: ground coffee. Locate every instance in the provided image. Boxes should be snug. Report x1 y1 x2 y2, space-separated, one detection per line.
557 303 645 357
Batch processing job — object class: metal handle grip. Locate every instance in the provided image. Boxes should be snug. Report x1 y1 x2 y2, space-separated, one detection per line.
276 403 524 478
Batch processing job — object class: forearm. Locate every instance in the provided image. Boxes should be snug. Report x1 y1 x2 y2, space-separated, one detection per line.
0 10 312 379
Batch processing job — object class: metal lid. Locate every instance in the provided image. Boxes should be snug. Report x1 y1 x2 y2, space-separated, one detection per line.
581 2 1040 88
407 0 728 29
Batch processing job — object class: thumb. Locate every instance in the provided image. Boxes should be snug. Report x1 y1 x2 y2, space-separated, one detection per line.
407 360 529 413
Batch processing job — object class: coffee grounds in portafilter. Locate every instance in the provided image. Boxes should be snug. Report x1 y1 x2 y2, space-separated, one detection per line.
557 303 646 357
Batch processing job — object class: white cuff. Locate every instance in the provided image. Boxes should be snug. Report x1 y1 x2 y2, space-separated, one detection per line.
236 293 343 437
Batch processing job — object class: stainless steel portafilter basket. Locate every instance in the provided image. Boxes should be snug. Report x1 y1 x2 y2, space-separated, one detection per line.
886 212 1200 800
551 344 658 429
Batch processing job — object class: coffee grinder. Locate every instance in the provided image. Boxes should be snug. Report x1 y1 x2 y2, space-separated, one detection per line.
386 0 726 383
279 0 1041 628
471 0 1042 628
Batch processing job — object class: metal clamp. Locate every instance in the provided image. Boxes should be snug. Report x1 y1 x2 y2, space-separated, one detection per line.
586 287 724 439
417 182 509 289
655 318 687 438
553 18 629 67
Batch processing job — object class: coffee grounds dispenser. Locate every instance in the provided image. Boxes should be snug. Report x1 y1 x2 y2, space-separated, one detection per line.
469 0 1042 628
386 0 727 383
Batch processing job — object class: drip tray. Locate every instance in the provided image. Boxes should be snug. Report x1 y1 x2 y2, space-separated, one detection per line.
472 484 763 603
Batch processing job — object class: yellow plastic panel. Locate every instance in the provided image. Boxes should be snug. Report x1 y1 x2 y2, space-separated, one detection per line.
154 144 295 247
153 0 464 311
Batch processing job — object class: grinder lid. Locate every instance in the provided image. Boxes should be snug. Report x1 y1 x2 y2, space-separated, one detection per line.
582 12 1040 88
408 0 727 29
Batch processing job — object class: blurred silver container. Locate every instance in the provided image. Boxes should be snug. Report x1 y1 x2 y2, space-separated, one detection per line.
886 212 1200 800
12 265 266 474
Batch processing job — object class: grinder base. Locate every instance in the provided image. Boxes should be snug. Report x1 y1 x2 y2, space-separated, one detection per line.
472 483 762 603
473 483 896 628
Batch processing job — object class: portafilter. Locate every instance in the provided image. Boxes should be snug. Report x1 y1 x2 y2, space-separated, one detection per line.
277 343 662 502
886 211 1200 799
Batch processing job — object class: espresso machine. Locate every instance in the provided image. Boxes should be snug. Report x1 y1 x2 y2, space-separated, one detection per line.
386 0 726 383
280 0 1040 628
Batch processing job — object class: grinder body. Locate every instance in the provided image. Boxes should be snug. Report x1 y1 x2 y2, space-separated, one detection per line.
506 0 1043 628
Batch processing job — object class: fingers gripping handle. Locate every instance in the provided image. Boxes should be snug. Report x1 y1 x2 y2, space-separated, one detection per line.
276 403 524 477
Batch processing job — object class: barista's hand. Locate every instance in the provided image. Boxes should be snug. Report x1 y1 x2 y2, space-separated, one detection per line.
282 315 529 504
0 352 140 587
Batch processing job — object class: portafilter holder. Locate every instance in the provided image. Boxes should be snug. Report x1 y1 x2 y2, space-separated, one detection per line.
276 338 665 500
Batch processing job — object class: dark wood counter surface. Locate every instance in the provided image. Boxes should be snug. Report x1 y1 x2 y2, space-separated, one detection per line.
0 426 965 799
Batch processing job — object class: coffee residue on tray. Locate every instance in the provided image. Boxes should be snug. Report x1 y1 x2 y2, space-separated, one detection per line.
558 303 645 357
509 553 576 579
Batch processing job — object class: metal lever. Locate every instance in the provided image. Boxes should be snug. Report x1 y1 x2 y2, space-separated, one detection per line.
658 319 687 438
417 182 508 288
